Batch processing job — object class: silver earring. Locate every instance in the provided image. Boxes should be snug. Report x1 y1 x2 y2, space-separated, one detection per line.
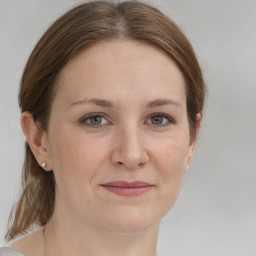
41 162 47 168
186 165 190 170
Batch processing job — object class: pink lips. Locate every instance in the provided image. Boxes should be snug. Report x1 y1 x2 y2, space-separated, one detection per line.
101 181 153 196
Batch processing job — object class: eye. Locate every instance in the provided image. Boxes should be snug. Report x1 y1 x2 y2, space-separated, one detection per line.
146 113 175 127
80 113 109 128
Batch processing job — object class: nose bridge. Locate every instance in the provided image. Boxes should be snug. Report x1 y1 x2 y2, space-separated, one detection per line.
111 121 149 169
122 124 142 153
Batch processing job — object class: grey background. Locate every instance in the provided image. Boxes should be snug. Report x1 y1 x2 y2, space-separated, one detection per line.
0 0 255 255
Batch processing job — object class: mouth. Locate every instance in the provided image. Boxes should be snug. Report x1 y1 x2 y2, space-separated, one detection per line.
101 181 154 197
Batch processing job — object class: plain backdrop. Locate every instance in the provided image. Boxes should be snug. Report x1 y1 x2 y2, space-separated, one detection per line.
0 0 255 255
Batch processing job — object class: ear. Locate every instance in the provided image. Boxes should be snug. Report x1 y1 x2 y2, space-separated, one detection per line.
187 113 201 167
20 112 52 171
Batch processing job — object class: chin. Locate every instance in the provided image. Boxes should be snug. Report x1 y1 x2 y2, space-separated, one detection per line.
98 206 162 234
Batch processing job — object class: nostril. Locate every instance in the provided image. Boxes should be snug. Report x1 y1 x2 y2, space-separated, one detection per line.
116 161 144 169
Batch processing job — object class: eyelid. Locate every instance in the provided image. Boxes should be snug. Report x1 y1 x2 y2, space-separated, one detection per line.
145 113 176 127
79 112 176 128
79 112 111 127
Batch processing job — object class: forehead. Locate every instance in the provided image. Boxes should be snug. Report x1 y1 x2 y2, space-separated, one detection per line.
55 40 186 107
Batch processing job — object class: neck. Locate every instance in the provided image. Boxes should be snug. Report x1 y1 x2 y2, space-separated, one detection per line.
44 213 159 256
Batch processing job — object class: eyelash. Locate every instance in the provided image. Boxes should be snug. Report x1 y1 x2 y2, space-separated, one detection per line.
80 112 175 128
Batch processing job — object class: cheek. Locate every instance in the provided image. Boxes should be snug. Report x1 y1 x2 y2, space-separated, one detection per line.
153 134 189 175
152 137 189 209
48 126 108 194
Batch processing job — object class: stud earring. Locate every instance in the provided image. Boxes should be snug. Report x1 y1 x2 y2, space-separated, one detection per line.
41 162 47 168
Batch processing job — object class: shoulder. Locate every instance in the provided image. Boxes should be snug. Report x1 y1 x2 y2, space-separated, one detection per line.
7 228 44 256
0 247 24 256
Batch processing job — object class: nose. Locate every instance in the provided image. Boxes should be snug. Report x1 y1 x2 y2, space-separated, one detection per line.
110 126 149 170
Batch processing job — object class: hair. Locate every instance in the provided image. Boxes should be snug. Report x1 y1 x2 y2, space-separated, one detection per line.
6 0 205 240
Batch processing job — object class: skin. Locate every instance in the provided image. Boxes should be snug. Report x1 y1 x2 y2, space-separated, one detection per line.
11 40 200 256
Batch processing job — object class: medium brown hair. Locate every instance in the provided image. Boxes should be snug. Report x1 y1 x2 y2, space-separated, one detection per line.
6 0 205 240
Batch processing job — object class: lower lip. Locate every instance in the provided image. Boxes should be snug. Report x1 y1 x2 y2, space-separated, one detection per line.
101 185 153 196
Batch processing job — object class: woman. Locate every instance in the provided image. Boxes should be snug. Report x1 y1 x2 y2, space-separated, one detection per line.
1 0 205 255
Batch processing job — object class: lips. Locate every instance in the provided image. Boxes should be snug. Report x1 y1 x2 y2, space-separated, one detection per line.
101 181 153 196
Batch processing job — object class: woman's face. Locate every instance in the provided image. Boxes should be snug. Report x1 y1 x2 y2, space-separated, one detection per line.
45 40 197 233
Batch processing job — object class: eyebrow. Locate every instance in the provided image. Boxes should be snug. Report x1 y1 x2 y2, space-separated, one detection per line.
145 99 182 109
71 98 116 108
70 98 182 109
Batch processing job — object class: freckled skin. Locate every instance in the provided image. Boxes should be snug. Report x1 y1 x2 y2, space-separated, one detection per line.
46 40 196 233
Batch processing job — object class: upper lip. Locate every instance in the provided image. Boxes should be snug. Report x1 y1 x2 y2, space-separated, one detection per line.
101 181 153 187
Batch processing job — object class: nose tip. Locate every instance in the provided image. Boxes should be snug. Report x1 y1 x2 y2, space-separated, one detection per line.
110 130 149 170
116 160 146 170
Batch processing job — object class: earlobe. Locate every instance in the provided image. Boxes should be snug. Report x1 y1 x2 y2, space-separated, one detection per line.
20 112 51 171
187 113 201 167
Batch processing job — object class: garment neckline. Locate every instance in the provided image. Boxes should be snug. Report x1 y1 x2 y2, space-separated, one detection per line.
1 246 24 256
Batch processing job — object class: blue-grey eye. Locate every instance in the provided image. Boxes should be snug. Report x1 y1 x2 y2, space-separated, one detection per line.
147 114 173 126
89 115 102 125
81 114 108 127
151 115 163 125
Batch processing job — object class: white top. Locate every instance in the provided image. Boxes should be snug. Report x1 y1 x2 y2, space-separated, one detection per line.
0 247 23 256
